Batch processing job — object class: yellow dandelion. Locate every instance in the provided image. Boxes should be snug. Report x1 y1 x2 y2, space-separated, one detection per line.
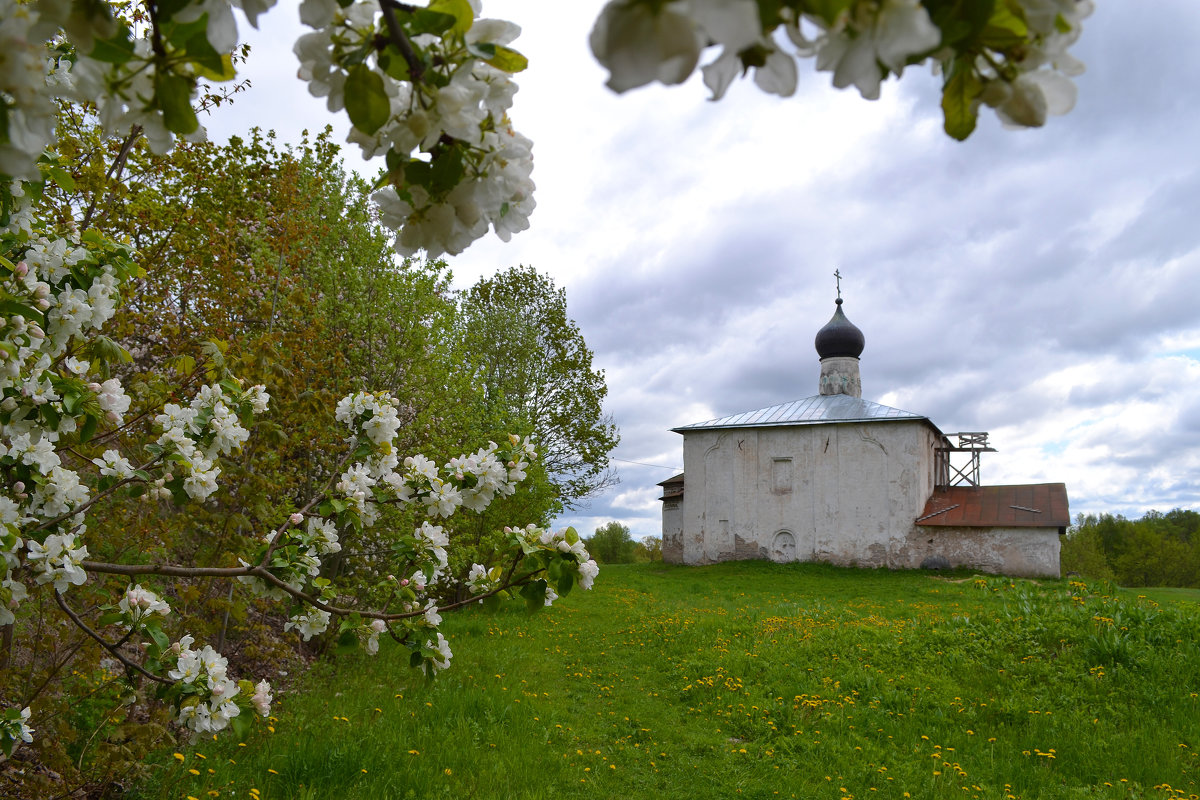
173 753 185 762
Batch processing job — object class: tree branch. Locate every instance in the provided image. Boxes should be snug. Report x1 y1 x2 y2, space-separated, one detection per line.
53 591 172 686
81 125 143 232
379 0 425 83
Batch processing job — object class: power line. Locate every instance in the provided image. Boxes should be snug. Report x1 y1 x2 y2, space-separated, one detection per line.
610 457 682 471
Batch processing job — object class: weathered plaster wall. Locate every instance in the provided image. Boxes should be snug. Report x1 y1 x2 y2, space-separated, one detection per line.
661 497 683 562
898 527 1061 578
674 421 942 568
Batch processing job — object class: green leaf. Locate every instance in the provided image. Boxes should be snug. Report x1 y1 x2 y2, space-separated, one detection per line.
0 299 46 327
87 27 136 64
145 622 171 652
941 59 983 141
520 579 547 613
183 28 236 81
47 165 76 192
804 0 853 27
79 414 98 444
167 354 196 376
97 611 124 627
981 0 1028 47
230 712 250 742
84 334 133 365
482 593 502 613
481 44 527 74
344 65 391 136
377 46 411 82
155 72 199 135
336 627 359 654
61 391 82 415
429 0 474 33
428 148 466 194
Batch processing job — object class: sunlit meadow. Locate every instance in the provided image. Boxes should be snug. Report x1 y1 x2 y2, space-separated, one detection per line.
136 562 1200 800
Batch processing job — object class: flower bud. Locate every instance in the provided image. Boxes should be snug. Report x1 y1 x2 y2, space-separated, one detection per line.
87 382 102 392
13 481 24 493
14 261 27 277
36 299 49 310
289 512 304 525
33 283 49 299
400 578 409 587
28 325 43 339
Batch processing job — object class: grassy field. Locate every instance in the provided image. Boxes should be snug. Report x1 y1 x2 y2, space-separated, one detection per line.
136 563 1200 800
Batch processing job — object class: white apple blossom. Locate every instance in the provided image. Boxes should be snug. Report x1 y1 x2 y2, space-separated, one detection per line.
285 607 331 641
305 517 342 555
119 583 172 625
0 706 35 754
815 0 942 101
95 378 130 424
364 618 387 655
92 449 135 481
0 575 28 626
578 559 600 591
589 0 702 93
250 679 273 716
423 632 453 675
26 531 89 592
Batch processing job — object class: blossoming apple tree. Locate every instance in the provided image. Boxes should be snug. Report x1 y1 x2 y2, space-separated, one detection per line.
1 0 1089 760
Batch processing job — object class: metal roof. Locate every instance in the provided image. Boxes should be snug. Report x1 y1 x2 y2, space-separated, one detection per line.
672 394 931 433
916 484 1070 529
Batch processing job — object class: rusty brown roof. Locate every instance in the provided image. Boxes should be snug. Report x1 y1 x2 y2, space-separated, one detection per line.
916 484 1069 530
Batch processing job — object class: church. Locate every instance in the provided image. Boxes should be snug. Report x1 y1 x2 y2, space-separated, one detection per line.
658 292 1068 578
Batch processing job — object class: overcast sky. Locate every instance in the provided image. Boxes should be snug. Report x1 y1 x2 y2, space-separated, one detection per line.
207 1 1200 540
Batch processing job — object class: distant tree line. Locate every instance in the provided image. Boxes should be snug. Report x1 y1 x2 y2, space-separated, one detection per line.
1061 509 1200 587
584 523 662 565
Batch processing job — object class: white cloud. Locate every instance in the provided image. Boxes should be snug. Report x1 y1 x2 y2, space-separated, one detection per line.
207 1 1200 536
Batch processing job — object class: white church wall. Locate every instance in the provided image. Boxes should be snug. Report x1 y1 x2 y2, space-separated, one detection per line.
673 421 941 566
897 527 1062 578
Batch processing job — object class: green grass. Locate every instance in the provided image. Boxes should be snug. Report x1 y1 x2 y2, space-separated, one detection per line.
1120 586 1200 605
135 563 1200 800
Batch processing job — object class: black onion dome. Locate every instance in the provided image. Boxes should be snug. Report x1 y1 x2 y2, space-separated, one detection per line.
814 299 865 359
